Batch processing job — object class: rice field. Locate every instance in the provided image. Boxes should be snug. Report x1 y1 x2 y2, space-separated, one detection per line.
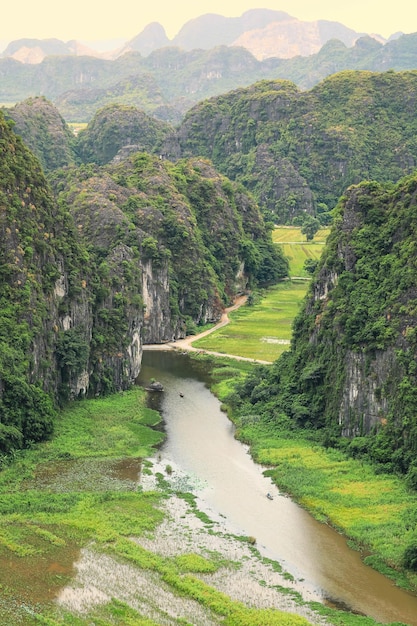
192 281 309 362
272 227 330 244
272 227 330 278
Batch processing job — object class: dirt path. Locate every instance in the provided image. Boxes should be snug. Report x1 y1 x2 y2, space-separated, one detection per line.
143 295 272 364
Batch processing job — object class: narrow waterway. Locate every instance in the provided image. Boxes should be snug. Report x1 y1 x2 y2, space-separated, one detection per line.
138 350 417 626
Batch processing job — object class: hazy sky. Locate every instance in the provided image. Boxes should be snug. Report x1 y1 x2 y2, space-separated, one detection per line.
2 0 416 44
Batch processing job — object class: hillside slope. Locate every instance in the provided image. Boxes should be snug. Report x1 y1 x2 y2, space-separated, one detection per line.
236 171 417 479
174 70 417 221
0 109 286 453
1 33 417 124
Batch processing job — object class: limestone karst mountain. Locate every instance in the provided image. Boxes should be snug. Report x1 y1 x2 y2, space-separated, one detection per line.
1 8 383 64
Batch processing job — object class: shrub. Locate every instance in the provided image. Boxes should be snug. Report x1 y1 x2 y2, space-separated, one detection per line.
403 543 417 571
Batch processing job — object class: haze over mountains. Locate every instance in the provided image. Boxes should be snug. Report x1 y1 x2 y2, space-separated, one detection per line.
0 8 396 65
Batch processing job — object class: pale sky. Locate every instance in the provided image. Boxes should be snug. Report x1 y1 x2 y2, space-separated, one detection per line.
1 0 416 45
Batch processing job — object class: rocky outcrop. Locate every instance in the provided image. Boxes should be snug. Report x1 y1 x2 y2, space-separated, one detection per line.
338 349 394 436
141 259 173 343
119 23 170 57
292 175 417 447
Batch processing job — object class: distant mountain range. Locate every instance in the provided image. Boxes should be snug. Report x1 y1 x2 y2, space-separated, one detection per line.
2 32 417 125
1 8 395 65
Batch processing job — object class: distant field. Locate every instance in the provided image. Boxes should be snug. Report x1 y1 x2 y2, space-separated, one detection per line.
272 226 330 243
68 122 88 135
273 226 330 277
192 281 309 362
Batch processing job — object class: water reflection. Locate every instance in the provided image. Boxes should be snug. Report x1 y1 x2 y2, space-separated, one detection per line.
138 350 417 625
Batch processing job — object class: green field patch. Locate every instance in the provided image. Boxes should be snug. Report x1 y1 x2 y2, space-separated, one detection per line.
249 435 417 578
272 226 329 277
272 227 330 243
192 282 309 361
280 242 325 277
45 388 164 459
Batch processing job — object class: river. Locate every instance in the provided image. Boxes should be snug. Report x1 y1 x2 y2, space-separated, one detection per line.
138 349 417 626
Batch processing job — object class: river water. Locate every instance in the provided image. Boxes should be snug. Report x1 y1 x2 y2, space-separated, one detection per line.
138 350 417 626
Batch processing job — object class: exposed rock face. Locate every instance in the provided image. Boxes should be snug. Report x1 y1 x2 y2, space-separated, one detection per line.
141 259 173 343
292 175 417 442
338 349 394 436
232 18 362 60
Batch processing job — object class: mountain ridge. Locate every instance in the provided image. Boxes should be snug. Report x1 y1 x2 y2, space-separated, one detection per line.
1 8 389 64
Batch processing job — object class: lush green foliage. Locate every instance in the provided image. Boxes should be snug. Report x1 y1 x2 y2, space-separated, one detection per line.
178 71 417 221
0 113 65 451
76 103 173 165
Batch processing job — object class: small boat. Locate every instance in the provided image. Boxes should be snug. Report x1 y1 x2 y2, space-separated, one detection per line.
179 392 184 398
146 380 164 392
266 493 273 500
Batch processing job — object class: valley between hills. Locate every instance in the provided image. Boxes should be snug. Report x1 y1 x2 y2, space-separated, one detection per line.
3 11 417 622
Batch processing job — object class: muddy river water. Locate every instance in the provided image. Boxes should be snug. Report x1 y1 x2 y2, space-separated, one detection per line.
138 349 417 626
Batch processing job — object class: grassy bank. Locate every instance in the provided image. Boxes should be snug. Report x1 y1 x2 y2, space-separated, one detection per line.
0 385 333 626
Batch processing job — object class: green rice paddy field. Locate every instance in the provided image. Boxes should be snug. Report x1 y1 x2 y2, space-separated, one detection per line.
193 281 308 362
272 227 330 278
192 227 329 361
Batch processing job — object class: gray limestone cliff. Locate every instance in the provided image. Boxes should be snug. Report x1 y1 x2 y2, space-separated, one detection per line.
291 176 417 445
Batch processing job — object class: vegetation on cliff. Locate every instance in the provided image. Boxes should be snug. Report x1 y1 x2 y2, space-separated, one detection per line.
0 101 286 454
75 103 173 165
0 113 80 452
175 70 417 222
54 153 287 327
3 96 77 171
231 172 417 484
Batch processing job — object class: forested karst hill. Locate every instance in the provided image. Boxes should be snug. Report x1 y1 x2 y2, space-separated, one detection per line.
173 70 417 222
8 68 417 228
4 97 77 171
235 171 417 479
0 106 286 454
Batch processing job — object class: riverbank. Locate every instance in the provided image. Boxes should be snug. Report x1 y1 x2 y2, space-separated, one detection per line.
1 352 413 624
0 384 335 626
203 353 417 603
